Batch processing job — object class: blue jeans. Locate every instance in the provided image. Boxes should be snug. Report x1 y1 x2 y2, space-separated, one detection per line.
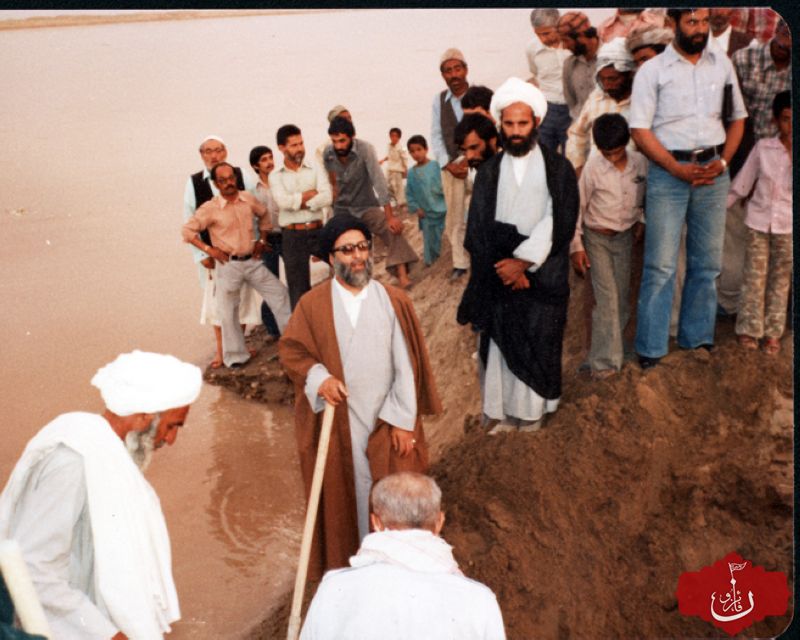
635 162 729 358
538 102 571 154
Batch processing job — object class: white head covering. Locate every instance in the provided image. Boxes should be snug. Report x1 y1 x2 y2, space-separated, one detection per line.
596 37 636 74
490 77 548 124
91 350 202 416
199 134 225 147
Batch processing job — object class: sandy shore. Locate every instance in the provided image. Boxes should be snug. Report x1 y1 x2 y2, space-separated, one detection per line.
0 9 333 31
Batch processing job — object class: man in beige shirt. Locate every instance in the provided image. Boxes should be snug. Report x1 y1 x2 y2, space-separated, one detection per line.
183 162 291 367
272 124 333 308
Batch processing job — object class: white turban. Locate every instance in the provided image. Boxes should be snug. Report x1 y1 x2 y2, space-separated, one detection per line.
490 77 548 124
596 37 636 75
200 135 225 147
91 350 202 416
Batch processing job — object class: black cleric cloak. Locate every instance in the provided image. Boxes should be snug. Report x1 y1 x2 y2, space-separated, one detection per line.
456 146 579 400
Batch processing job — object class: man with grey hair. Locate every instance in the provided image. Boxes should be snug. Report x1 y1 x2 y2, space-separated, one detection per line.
0 351 202 640
526 8 572 153
300 472 506 640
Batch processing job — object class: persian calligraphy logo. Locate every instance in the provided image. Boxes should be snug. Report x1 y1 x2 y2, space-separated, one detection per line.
676 551 790 636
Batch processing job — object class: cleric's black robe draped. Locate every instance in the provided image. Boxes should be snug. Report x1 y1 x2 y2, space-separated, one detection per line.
457 146 579 400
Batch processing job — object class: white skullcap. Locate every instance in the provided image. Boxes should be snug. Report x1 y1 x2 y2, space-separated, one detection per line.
199 135 225 147
596 37 636 75
91 350 202 416
490 77 548 124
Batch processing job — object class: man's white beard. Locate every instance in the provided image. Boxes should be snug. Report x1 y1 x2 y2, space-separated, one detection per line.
125 415 159 471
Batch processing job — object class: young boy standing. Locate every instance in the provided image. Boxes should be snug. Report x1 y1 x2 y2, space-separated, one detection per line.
570 113 647 378
728 90 792 355
380 127 410 210
405 135 447 266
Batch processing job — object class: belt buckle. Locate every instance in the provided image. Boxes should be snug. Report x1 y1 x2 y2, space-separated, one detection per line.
690 148 705 163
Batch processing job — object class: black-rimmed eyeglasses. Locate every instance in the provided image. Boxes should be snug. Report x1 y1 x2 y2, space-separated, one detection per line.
332 240 371 256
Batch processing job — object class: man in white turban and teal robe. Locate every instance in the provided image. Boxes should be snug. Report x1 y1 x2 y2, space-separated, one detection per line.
0 351 202 639
458 78 579 433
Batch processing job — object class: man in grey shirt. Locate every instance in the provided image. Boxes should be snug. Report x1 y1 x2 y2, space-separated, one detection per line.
323 116 417 289
558 11 600 121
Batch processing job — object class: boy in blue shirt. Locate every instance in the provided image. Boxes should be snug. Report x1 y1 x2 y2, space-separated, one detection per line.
406 135 447 266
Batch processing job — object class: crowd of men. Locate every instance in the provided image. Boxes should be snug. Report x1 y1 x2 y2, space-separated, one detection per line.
0 7 792 640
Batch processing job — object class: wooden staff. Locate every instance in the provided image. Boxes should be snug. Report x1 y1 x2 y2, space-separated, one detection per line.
0 540 52 638
286 401 335 640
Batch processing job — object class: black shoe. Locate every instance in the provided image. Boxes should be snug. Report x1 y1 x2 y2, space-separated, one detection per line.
450 268 467 281
697 343 715 352
638 355 661 370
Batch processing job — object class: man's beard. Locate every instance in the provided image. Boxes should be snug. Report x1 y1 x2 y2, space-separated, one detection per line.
125 415 159 471
468 144 496 168
501 127 538 157
334 255 372 288
288 151 304 165
605 74 633 102
334 140 353 157
676 26 709 55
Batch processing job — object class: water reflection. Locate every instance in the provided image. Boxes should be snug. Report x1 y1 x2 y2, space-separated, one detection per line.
206 390 303 575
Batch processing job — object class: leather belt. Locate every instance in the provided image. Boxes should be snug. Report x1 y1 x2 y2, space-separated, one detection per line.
669 144 724 163
587 226 621 237
282 220 323 231
229 254 252 261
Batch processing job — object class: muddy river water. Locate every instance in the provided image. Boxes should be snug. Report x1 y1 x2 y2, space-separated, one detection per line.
0 8 612 636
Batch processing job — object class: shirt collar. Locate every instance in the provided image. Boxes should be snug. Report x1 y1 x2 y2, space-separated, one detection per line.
278 160 313 173
332 275 370 301
663 41 719 67
216 192 245 208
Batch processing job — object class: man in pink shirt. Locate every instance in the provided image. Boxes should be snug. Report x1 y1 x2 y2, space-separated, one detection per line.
183 162 291 367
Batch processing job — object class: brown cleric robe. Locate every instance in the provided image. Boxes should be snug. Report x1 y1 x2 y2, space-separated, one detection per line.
278 279 442 580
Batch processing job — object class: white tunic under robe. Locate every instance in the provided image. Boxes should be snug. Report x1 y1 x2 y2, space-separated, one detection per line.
304 279 417 540
482 148 560 421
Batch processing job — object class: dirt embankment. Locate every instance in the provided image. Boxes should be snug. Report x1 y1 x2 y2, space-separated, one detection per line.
208 221 793 639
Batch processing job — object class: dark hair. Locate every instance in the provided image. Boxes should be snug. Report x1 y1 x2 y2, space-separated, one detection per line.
407 134 427 150
276 124 301 147
582 25 598 39
454 113 498 147
772 90 791 120
461 85 494 111
328 116 355 138
389 127 402 137
592 113 630 150
667 9 699 25
210 161 234 182
249 145 272 169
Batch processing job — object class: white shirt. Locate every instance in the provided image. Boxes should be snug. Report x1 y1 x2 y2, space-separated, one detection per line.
301 529 506 640
526 38 571 104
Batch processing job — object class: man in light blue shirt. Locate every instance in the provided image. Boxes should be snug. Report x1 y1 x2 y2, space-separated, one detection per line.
628 8 746 368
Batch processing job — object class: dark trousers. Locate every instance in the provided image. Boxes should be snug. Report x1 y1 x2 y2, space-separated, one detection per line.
260 232 282 336
282 227 321 309
538 102 571 155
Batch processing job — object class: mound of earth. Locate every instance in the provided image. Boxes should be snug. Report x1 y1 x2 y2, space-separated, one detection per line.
208 220 793 639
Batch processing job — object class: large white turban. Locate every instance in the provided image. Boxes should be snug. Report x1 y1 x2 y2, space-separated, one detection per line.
91 350 202 416
596 37 636 75
490 77 548 124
